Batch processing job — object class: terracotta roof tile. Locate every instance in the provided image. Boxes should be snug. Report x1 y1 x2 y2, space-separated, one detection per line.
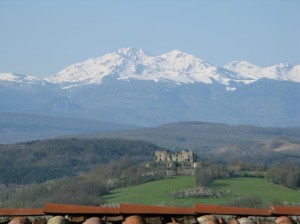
120 204 195 215
8 217 31 224
1 203 299 218
0 208 44 216
43 203 120 215
195 204 271 216
270 205 300 215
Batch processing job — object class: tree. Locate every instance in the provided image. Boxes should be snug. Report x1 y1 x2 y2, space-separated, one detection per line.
195 169 213 187
265 161 300 189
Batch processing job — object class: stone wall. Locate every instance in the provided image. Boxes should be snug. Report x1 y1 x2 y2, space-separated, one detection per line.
154 150 197 163
2 214 300 224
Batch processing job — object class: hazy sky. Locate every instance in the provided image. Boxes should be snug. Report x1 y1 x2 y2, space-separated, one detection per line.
1 0 299 77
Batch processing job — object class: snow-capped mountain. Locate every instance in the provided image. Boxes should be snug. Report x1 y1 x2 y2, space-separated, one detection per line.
224 61 300 83
0 47 299 128
0 72 45 85
2 48 299 89
46 48 227 87
45 47 299 89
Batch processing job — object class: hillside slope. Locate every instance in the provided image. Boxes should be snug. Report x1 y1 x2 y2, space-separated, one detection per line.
0 138 159 185
77 121 300 163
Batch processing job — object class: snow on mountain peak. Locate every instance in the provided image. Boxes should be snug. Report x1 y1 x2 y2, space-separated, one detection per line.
1 48 299 91
47 48 219 87
161 49 208 64
0 72 21 81
116 47 146 61
42 48 300 89
157 50 220 84
224 61 261 80
277 62 291 68
225 60 259 70
162 49 185 57
0 72 43 84
225 60 300 82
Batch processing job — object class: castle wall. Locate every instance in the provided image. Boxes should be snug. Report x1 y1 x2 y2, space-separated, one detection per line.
155 150 197 163
149 150 198 176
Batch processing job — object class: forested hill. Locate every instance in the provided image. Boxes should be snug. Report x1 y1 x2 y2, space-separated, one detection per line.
75 121 300 163
0 138 159 185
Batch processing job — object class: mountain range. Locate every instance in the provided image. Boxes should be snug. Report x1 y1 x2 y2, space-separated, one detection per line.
0 47 299 129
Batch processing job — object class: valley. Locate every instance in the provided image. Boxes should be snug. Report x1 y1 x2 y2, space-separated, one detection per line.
102 176 300 207
0 126 299 208
0 48 299 208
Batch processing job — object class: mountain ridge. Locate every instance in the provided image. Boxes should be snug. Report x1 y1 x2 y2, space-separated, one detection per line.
0 112 138 144
1 47 299 89
0 47 299 128
47 47 300 89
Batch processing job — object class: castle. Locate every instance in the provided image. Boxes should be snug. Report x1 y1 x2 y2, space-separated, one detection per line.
146 149 198 176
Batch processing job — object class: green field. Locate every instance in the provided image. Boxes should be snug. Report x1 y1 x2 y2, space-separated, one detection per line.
102 176 300 207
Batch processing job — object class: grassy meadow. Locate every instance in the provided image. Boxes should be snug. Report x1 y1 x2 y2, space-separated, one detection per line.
102 176 300 207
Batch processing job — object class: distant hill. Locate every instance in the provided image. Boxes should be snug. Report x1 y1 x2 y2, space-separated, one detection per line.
76 121 300 163
0 112 138 144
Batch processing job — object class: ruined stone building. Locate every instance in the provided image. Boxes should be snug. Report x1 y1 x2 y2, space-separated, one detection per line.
146 149 198 176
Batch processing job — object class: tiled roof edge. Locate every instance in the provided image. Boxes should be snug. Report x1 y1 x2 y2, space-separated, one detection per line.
195 203 271 216
43 203 120 215
0 208 44 216
270 205 300 215
120 203 196 215
0 203 299 216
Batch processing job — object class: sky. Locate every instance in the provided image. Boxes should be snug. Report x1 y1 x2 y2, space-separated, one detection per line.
0 0 299 77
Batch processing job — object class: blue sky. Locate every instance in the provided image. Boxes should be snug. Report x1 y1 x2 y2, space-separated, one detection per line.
0 0 299 77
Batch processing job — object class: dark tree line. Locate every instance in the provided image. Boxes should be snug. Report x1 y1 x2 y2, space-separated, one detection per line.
195 158 300 190
2 157 163 208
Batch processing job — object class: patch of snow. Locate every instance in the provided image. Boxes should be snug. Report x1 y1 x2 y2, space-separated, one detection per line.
0 73 22 81
224 61 300 83
0 72 45 85
226 86 236 91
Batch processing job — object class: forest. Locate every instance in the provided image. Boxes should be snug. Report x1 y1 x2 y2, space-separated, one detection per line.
0 138 158 184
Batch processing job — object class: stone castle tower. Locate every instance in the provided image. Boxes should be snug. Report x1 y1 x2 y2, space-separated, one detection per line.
147 149 198 176
155 149 197 163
